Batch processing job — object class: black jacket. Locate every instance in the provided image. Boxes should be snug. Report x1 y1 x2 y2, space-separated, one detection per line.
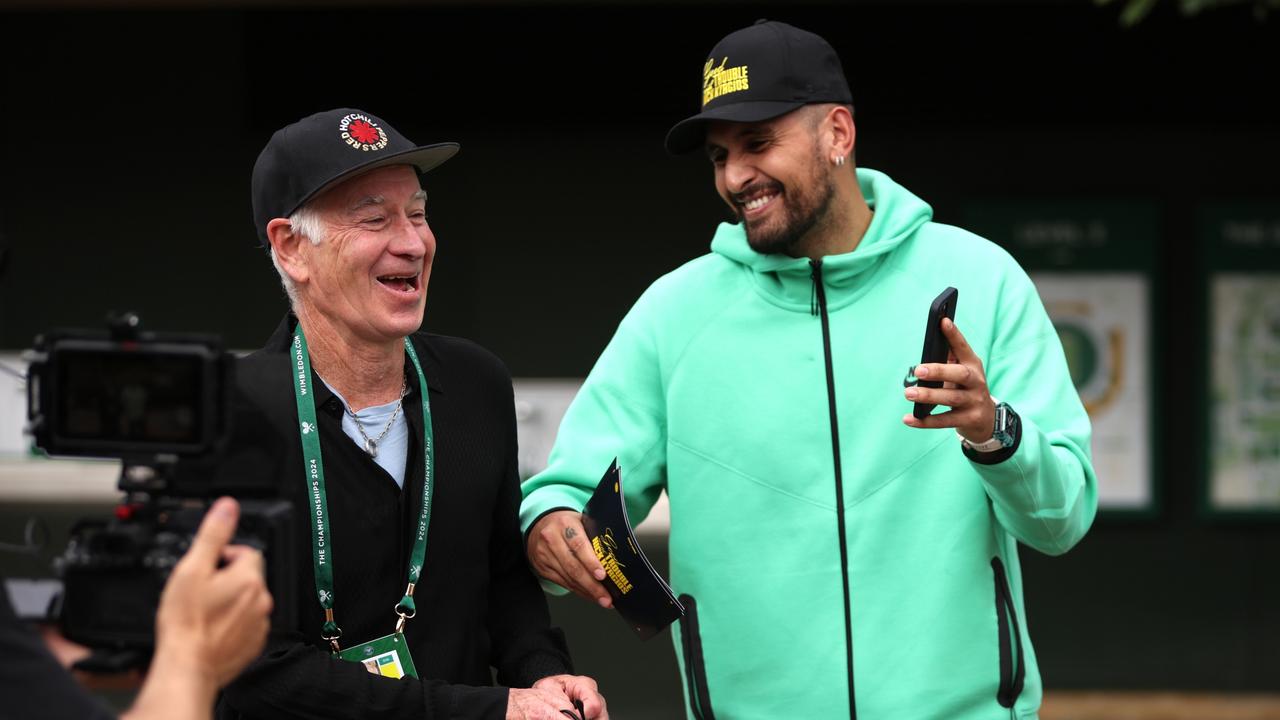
213 316 571 720
0 584 116 720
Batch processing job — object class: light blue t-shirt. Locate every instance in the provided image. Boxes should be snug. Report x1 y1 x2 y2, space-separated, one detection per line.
320 377 409 489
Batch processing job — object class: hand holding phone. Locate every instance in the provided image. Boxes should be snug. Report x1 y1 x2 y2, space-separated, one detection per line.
913 287 958 419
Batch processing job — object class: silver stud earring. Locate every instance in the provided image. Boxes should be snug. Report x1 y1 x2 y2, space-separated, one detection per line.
833 155 846 167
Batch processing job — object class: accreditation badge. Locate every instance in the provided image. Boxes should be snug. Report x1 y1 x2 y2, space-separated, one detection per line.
336 632 419 679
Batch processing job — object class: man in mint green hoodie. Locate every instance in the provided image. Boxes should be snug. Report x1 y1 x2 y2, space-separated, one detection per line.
521 20 1097 720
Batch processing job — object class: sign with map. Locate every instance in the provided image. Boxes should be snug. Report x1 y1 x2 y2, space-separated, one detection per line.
1201 203 1280 513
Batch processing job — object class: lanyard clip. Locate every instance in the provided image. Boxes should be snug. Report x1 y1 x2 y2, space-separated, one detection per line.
322 609 343 652
394 584 417 635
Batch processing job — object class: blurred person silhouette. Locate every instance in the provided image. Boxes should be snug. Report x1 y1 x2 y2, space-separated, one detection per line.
0 497 272 720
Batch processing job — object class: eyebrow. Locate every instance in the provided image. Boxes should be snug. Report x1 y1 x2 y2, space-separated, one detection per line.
740 126 777 143
347 190 427 213
349 194 386 212
705 123 779 154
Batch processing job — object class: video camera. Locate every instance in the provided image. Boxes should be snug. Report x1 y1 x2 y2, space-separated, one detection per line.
24 313 294 671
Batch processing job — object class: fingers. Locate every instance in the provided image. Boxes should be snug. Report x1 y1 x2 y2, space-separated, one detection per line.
563 523 606 584
220 544 266 575
903 399 994 439
906 324 992 436
904 385 969 410
560 522 611 607
941 318 978 364
911 361 981 389
191 542 267 620
563 517 606 579
209 584 271 685
182 497 241 570
562 676 606 719
508 687 577 720
529 513 612 608
902 407 962 429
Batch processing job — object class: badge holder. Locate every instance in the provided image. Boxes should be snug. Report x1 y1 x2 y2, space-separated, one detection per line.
336 631 418 680
333 585 420 679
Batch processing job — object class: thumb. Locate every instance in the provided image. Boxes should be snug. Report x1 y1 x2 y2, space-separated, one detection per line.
184 496 240 568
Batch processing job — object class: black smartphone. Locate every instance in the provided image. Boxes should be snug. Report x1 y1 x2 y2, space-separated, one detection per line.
913 287 959 419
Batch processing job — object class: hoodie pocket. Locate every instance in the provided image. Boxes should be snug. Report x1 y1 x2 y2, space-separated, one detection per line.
677 594 716 720
991 557 1026 708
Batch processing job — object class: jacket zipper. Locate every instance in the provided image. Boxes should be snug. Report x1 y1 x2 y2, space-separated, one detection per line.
811 259 857 719
991 557 1026 709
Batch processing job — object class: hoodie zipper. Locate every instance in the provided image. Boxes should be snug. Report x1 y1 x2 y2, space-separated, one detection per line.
811 259 857 720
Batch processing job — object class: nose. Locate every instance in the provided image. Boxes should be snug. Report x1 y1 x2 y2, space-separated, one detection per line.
722 153 757 195
389 214 431 260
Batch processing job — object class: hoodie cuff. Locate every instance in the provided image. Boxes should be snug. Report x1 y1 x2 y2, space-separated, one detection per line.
962 414 1023 465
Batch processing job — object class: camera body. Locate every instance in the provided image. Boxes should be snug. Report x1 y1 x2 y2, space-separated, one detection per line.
26 325 230 460
25 315 295 666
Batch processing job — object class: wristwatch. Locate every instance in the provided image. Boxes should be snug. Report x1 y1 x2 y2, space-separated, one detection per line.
959 401 1019 453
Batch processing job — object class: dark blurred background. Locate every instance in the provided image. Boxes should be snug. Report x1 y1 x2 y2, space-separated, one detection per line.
1 0 1278 715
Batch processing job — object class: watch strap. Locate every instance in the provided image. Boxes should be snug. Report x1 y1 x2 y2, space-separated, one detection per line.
959 431 1006 453
962 402 1022 465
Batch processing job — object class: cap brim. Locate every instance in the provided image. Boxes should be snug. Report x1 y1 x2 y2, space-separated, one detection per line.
287 142 460 217
664 100 806 155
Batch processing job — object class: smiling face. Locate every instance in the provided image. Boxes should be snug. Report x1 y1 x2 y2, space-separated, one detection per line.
296 164 434 346
705 108 837 257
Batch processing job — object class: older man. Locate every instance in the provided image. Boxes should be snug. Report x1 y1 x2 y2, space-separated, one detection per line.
211 108 605 720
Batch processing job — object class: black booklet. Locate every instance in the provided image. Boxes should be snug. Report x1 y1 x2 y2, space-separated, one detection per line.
580 459 685 640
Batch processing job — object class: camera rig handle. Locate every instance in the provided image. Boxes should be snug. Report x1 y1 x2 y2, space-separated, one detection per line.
71 647 148 675
107 311 143 343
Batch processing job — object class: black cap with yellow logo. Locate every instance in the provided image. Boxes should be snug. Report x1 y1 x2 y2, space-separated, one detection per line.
664 19 853 154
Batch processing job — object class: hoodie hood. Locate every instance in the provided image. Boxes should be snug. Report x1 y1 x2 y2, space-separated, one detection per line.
711 167 933 311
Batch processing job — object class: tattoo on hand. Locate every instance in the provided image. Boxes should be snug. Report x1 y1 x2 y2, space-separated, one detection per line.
564 527 578 541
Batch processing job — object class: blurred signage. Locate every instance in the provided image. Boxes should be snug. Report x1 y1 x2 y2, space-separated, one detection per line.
1201 203 1280 513
965 200 1158 511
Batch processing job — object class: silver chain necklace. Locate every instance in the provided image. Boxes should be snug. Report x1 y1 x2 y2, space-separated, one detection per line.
346 382 407 458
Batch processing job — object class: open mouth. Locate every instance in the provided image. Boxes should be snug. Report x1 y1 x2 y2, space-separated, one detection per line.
733 182 783 219
377 274 419 293
742 193 778 212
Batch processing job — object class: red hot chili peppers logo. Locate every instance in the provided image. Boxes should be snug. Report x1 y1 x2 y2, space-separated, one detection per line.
338 113 389 152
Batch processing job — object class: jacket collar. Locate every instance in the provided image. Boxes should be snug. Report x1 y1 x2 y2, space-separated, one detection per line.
264 313 446 401
709 168 933 312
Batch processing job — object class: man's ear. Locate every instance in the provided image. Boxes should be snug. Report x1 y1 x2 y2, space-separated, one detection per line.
826 105 856 163
266 218 309 287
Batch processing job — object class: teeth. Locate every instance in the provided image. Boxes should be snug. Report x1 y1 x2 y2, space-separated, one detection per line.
379 275 416 290
745 194 775 211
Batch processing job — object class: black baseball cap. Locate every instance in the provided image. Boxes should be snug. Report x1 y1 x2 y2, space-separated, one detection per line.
251 108 458 245
664 20 853 155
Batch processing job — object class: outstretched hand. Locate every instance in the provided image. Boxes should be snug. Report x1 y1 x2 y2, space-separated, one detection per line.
902 317 997 444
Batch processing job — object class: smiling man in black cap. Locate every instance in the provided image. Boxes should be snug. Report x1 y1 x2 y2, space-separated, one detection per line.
521 21 1095 720
211 108 607 720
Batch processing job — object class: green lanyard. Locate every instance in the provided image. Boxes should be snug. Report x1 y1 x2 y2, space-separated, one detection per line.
291 328 435 651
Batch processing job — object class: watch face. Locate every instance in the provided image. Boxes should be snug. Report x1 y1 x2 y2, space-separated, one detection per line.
994 404 1018 447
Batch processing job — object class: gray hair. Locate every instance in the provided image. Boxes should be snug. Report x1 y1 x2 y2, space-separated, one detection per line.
268 203 327 307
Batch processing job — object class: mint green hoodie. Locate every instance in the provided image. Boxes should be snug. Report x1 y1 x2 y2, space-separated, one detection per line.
522 169 1096 720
